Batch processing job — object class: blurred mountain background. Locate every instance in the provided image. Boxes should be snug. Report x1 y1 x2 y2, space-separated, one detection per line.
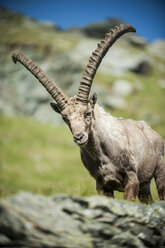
0 4 165 200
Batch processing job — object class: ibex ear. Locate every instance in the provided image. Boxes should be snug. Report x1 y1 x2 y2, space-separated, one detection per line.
89 93 97 109
50 102 61 114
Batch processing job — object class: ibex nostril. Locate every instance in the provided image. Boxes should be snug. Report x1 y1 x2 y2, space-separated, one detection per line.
74 133 84 141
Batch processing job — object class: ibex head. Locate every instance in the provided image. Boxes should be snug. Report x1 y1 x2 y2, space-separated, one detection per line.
12 24 136 146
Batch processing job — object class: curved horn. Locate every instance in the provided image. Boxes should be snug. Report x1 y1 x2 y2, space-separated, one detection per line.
76 24 136 104
12 50 69 110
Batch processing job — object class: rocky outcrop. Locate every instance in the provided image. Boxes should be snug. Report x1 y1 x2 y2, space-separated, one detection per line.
0 192 165 248
148 40 165 61
70 41 153 77
0 7 165 123
82 18 148 48
0 46 83 124
82 18 124 38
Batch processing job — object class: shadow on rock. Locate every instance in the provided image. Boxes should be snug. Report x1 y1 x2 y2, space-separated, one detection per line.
0 192 165 248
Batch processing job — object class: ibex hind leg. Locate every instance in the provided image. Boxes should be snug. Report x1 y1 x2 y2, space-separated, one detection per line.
124 171 139 201
138 182 153 204
154 157 165 200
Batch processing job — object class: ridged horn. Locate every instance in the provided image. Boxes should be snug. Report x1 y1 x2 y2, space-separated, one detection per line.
76 24 136 104
12 50 69 110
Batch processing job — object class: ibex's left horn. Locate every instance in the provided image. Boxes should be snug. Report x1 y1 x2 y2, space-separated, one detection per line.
12 50 69 110
76 24 136 104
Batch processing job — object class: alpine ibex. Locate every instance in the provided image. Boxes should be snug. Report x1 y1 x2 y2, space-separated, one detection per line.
12 24 165 203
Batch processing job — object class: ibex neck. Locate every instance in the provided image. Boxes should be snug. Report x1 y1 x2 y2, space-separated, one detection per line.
80 128 102 165
80 105 113 163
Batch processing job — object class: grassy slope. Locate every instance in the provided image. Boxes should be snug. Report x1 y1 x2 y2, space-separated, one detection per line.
0 116 96 198
0 8 80 52
0 8 164 201
0 116 159 202
95 63 165 139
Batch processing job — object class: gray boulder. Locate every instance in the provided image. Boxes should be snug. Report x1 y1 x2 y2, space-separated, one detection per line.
103 80 133 110
82 18 124 38
148 40 165 61
0 192 164 248
125 34 148 48
0 46 82 123
104 95 126 109
111 79 133 97
82 18 148 49
71 43 153 76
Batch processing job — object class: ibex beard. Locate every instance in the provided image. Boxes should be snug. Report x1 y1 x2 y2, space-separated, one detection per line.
12 24 165 203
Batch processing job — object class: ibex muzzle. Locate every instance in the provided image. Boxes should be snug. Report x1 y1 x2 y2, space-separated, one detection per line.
12 24 165 203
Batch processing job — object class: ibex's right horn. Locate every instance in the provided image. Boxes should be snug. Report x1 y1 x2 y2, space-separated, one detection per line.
76 24 136 104
12 51 69 110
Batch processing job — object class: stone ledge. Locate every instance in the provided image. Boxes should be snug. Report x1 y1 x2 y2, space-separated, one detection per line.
0 192 165 248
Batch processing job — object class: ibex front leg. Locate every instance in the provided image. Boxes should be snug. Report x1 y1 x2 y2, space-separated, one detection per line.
96 177 114 198
124 171 139 201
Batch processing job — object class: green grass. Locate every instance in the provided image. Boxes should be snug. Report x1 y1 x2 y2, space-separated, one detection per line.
0 11 80 53
0 7 164 202
107 71 165 140
0 116 96 198
0 115 161 202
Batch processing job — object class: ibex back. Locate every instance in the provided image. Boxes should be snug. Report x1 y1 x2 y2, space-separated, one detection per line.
12 24 165 203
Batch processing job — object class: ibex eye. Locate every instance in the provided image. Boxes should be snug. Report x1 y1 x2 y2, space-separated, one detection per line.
85 112 91 118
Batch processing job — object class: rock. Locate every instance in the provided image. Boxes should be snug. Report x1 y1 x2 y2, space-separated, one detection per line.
82 18 124 38
0 192 164 248
125 34 148 47
104 96 126 109
111 79 133 97
159 79 165 89
107 49 153 76
130 56 153 75
82 18 148 49
33 103 63 124
0 46 82 123
148 40 165 61
71 43 153 76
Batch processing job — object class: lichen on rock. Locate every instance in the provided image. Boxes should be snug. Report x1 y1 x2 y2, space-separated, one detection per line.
0 192 165 247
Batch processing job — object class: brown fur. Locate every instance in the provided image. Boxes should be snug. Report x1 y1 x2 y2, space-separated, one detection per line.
51 98 165 203
12 24 165 203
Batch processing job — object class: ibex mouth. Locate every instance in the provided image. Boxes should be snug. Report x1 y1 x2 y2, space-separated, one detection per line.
74 135 88 146
77 139 88 146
